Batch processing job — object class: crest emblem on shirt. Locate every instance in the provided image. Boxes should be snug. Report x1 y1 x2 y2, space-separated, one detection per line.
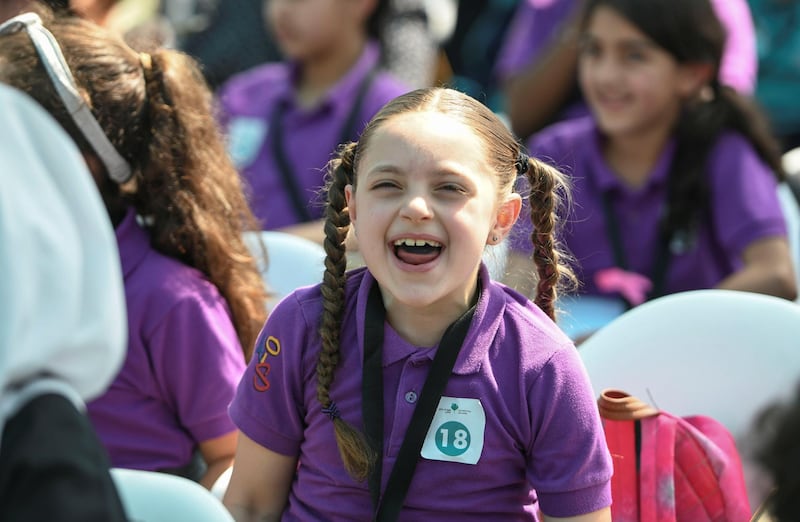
252 335 281 392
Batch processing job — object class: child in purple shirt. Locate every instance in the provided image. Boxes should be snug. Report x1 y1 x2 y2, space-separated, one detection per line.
0 7 268 489
218 0 409 243
506 0 796 309
497 0 758 140
223 88 612 521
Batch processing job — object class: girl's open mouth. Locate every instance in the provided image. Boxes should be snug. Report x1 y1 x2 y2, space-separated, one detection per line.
393 238 443 265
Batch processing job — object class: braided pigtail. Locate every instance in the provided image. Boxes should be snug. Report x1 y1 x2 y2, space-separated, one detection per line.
523 157 576 320
317 142 376 482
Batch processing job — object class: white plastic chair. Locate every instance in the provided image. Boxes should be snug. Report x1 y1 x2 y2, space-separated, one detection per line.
110 468 234 521
780 147 800 302
243 230 327 310
210 465 233 501
578 289 800 442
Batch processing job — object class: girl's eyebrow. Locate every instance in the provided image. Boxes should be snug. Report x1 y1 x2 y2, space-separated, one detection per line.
583 31 658 51
364 164 403 178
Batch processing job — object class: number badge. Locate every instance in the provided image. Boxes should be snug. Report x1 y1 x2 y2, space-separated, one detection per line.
421 397 485 465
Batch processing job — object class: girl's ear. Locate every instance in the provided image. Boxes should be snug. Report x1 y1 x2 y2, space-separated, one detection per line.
345 183 357 223
677 61 715 99
488 194 522 245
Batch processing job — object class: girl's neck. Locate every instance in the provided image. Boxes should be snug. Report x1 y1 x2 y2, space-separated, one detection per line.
603 124 675 189
383 286 478 348
295 36 367 109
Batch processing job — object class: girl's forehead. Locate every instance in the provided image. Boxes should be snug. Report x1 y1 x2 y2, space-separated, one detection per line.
366 112 486 157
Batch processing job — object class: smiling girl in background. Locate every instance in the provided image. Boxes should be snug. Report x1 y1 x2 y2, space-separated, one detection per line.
504 0 796 308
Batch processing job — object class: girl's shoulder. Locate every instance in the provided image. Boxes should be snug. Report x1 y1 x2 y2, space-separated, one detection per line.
217 62 289 116
366 72 412 107
485 279 575 354
130 246 225 310
528 116 597 165
706 130 770 173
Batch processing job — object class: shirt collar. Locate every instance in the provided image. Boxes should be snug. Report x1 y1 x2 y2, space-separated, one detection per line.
115 207 151 279
282 40 380 113
356 265 497 375
589 125 677 194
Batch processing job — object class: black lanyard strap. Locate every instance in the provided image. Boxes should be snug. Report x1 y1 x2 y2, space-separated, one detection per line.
361 281 478 522
269 66 378 223
600 191 672 307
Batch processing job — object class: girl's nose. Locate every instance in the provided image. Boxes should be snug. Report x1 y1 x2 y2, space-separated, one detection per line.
592 57 620 85
400 194 433 221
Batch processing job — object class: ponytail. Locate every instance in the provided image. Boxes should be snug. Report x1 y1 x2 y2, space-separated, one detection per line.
664 81 784 246
132 48 267 360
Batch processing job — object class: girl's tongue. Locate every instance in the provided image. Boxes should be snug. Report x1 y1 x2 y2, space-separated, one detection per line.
395 243 442 265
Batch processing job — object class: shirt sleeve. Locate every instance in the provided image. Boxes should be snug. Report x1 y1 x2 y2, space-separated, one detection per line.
148 282 246 444
229 293 310 456
708 133 786 259
526 346 613 517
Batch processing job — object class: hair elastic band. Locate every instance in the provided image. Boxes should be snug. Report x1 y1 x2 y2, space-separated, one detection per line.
139 52 152 72
515 152 530 176
0 12 132 183
322 402 341 421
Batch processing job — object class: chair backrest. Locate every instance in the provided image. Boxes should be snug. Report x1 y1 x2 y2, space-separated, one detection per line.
578 289 800 443
243 230 326 310
777 182 800 303
110 468 234 522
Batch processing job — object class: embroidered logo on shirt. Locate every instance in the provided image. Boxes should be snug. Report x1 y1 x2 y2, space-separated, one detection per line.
252 335 281 392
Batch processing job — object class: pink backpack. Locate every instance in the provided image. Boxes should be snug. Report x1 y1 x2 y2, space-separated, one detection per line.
599 389 752 522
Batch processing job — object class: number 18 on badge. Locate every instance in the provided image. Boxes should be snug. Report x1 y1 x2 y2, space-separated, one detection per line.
421 397 485 465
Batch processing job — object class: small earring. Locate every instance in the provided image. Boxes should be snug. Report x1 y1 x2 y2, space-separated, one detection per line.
492 235 499 242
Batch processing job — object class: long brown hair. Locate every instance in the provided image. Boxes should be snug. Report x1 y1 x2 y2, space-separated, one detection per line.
0 6 267 360
317 87 576 480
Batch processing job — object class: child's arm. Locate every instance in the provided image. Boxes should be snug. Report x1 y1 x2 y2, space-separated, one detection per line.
198 430 238 489
543 506 611 522
223 431 298 522
716 236 797 300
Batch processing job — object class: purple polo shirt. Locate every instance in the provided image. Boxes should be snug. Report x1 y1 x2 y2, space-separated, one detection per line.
87 209 246 471
230 266 612 520
509 117 786 296
494 0 756 118
218 42 409 230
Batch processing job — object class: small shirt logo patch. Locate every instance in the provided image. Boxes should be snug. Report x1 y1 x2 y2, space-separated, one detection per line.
421 396 485 465
226 117 268 168
252 335 281 392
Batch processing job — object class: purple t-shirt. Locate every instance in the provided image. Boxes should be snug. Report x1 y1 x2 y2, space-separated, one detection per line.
510 117 786 296
218 42 409 230
230 266 612 520
494 0 757 120
87 209 246 471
